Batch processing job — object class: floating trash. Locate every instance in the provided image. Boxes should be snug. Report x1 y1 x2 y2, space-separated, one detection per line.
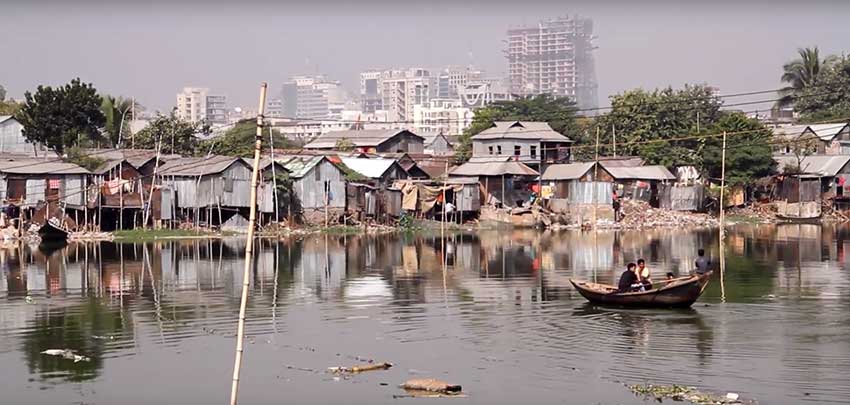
328 362 392 374
628 384 751 404
40 349 91 363
401 378 462 394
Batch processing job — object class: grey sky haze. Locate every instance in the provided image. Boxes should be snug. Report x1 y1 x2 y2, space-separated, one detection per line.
2 0 848 113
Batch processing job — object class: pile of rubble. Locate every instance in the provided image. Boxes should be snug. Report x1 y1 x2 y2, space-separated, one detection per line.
619 200 718 229
726 203 777 223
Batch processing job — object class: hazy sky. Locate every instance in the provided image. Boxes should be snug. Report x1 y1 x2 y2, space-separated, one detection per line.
3 0 849 113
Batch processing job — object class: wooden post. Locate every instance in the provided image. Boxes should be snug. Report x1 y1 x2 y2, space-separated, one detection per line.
501 174 505 208
719 130 726 302
442 160 448 232
119 162 124 230
143 131 163 228
612 124 616 157
230 82 267 405
594 127 600 226
269 126 280 225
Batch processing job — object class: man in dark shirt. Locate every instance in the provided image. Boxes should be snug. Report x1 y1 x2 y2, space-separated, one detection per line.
617 263 639 293
695 249 711 274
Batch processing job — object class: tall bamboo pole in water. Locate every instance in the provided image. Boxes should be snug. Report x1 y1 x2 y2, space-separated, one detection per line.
230 82 268 405
719 131 727 302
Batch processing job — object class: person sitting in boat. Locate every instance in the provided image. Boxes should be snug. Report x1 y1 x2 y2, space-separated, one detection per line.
666 272 675 281
637 259 652 290
617 263 642 293
695 249 711 275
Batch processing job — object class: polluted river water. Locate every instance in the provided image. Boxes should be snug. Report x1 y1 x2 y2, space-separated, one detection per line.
0 224 848 404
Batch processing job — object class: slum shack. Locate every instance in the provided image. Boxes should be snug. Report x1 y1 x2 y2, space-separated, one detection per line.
600 162 676 207
340 157 408 186
303 129 425 154
0 156 89 230
250 158 290 225
470 121 573 172
540 162 613 221
278 155 347 225
774 155 850 217
450 157 539 208
158 155 252 228
90 157 145 230
394 177 480 221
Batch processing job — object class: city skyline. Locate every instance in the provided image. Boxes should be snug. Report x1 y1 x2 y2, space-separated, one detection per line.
3 1 849 113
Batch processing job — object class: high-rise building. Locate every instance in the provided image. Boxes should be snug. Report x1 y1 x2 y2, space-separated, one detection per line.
458 79 514 109
266 98 283 118
359 70 383 113
379 68 434 122
437 66 483 99
281 75 342 120
413 98 473 136
505 15 598 110
176 87 229 124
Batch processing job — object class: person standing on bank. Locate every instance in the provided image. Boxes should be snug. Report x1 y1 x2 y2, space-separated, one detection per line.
695 249 712 275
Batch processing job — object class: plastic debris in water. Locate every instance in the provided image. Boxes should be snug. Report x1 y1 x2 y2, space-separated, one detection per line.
328 362 392 374
401 378 462 394
25 296 35 304
40 349 91 363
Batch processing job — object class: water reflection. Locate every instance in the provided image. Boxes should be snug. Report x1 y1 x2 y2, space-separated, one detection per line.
0 224 847 403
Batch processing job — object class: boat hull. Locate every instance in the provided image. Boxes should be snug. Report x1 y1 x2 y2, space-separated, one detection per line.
570 272 712 308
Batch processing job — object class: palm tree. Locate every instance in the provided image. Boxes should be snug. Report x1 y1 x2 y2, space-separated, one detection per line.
778 47 838 108
101 96 140 147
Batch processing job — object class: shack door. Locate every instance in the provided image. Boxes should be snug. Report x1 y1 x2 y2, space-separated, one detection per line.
7 179 26 201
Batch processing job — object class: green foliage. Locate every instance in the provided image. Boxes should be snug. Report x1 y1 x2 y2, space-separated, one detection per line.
65 146 106 171
100 96 135 147
134 113 203 155
17 78 106 154
777 47 850 120
200 119 295 157
456 94 578 163
701 112 776 185
591 84 774 185
334 137 355 152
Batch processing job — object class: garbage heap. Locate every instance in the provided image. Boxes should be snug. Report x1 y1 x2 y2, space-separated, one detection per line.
620 200 718 229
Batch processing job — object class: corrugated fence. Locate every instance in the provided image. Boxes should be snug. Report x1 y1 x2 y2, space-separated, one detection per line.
568 182 612 205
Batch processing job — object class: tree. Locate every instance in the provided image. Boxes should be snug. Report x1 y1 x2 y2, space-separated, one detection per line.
334 137 355 152
455 94 578 163
101 96 136 147
134 113 202 155
592 84 722 166
0 85 6 101
793 55 850 122
700 112 776 185
199 119 297 157
778 47 838 108
16 78 106 154
0 99 21 116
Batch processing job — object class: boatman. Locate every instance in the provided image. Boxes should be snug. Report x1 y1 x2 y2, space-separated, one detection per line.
617 263 639 293
695 249 711 275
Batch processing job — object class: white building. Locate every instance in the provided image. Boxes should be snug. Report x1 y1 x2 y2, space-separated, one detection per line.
379 68 434 123
437 66 483 99
359 70 383 113
175 87 228 124
0 115 50 156
266 99 283 118
412 99 472 136
458 80 514 109
281 75 345 120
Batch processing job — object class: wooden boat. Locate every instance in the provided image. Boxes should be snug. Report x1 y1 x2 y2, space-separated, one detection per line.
569 272 712 308
775 200 821 222
38 217 69 241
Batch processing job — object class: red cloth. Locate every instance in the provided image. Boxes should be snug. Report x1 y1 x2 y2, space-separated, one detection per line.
531 184 540 193
48 179 61 189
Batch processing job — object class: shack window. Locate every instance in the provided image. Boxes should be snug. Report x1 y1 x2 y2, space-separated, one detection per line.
514 145 521 156
314 167 321 181
488 146 493 155
224 177 234 192
497 146 502 155
530 145 537 158
7 179 26 200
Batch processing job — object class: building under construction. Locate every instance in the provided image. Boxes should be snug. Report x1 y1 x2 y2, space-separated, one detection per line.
505 15 598 110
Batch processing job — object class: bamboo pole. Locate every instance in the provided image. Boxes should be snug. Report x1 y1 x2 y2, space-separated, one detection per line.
143 131 163 227
119 162 124 230
230 82 268 405
719 131 726 302
269 126 280 225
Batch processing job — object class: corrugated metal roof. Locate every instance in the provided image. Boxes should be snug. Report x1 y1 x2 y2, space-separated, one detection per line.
304 129 424 149
772 124 809 141
0 157 89 174
807 123 850 141
774 155 850 177
0 116 16 125
541 162 595 180
277 155 326 178
449 160 539 177
600 163 676 181
471 121 573 142
340 157 396 179
158 155 244 176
